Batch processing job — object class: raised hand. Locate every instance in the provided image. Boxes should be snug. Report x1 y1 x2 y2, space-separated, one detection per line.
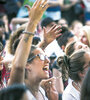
25 0 50 24
43 24 62 45
43 77 58 100
38 24 62 50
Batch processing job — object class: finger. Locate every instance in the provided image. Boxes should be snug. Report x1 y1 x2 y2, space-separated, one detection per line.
56 34 62 38
43 3 50 10
37 0 42 7
42 0 48 5
53 25 61 32
43 27 47 36
50 24 57 30
24 5 31 17
33 0 39 7
55 29 62 35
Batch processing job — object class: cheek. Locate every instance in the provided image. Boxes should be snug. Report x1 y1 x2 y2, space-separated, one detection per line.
81 37 88 44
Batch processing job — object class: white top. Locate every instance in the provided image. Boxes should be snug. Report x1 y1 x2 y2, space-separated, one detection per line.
45 40 64 57
83 0 90 12
62 81 80 100
39 87 48 100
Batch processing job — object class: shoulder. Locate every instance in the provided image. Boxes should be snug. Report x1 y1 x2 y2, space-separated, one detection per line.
39 87 48 100
62 82 80 100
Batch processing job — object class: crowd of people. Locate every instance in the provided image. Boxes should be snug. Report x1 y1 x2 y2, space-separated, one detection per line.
0 0 90 100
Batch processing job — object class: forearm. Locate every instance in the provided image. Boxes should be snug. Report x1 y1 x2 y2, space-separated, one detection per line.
38 40 48 50
13 20 37 67
11 18 29 25
9 20 37 85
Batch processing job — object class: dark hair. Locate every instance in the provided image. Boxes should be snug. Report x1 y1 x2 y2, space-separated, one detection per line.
0 13 6 19
32 36 41 45
27 45 38 63
57 50 86 81
65 41 76 56
0 84 28 100
0 20 5 27
41 17 54 28
56 26 74 47
80 68 90 100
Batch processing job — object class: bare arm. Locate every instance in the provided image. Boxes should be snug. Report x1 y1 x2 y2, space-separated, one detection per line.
8 0 49 85
11 18 29 31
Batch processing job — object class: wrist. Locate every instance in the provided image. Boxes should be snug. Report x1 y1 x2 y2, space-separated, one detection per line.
25 21 37 33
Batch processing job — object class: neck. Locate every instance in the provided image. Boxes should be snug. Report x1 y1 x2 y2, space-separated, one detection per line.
25 79 40 97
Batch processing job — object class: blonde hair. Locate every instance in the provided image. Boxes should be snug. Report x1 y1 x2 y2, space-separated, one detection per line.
82 26 90 47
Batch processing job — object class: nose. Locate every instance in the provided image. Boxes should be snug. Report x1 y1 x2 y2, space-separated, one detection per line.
84 45 88 49
45 56 50 63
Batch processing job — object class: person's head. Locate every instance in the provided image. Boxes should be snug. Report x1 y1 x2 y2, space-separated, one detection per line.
8 25 26 54
0 84 35 100
80 68 90 100
25 45 50 82
65 41 89 56
70 20 83 37
32 36 41 45
57 49 90 82
56 26 77 51
0 20 5 34
79 26 90 47
58 18 68 28
0 13 8 23
41 17 56 30
85 20 90 26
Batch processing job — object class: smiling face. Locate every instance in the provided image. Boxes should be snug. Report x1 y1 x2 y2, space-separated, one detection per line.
74 42 90 51
27 47 50 82
79 30 89 46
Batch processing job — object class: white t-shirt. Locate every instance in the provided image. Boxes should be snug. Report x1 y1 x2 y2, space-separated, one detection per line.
62 81 80 100
45 40 64 57
83 0 90 12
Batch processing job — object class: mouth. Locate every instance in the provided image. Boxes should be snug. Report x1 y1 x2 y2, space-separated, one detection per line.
43 65 49 71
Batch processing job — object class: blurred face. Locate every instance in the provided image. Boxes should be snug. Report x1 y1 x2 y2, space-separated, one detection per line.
28 48 50 81
46 22 56 31
79 30 89 46
74 42 90 51
58 19 68 28
0 26 5 35
73 23 83 37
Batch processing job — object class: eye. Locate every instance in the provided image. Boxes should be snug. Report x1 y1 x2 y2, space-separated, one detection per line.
78 45 82 49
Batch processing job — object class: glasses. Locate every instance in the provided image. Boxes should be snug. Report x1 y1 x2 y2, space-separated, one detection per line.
27 53 49 62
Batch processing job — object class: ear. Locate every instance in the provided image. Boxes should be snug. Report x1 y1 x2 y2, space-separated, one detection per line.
26 63 32 72
61 45 65 51
78 71 85 79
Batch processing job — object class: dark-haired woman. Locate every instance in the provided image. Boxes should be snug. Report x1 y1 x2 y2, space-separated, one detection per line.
8 0 61 100
57 49 90 100
80 68 90 100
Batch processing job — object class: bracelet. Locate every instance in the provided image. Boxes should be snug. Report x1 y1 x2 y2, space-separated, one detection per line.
23 31 34 36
